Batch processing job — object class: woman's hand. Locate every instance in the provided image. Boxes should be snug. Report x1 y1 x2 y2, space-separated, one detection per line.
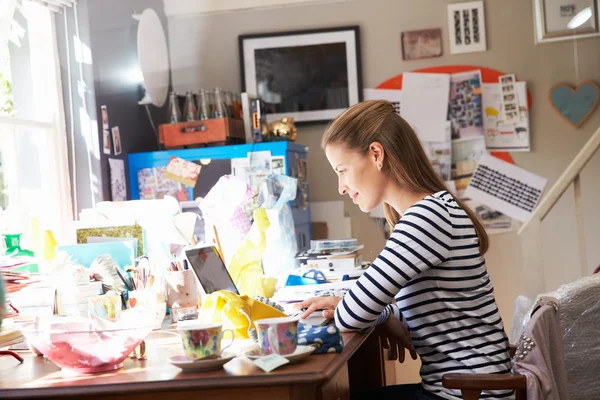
293 296 342 319
376 316 418 363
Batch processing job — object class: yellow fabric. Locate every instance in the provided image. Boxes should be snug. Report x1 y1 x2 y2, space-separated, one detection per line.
227 208 273 298
198 290 286 338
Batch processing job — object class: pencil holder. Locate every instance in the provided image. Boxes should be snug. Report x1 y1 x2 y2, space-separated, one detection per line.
165 270 199 309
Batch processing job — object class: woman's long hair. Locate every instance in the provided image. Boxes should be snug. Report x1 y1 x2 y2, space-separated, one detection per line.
322 100 489 255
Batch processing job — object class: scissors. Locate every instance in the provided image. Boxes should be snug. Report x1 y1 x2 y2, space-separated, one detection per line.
302 269 327 283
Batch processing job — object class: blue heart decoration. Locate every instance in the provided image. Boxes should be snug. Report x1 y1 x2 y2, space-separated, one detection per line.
549 81 600 128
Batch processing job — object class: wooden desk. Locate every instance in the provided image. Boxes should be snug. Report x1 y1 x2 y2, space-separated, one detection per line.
0 328 391 400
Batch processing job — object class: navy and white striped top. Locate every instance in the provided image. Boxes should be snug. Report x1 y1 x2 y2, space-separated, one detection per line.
335 191 512 400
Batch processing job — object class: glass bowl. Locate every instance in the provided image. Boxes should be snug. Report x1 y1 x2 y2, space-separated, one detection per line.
20 313 155 374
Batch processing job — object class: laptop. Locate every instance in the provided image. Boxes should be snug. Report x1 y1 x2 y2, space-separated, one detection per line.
184 244 330 326
184 245 239 295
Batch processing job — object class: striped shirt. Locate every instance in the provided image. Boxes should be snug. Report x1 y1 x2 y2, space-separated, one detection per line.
335 191 512 400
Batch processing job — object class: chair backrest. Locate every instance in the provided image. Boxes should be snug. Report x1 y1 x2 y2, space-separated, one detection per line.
545 275 600 400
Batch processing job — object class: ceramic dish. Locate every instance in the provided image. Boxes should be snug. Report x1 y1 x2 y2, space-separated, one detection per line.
168 351 236 372
244 345 315 364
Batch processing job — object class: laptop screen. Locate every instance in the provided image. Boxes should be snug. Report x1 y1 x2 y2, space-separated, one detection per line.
184 245 239 295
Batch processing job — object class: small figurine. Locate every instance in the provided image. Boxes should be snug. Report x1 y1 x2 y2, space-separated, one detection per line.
267 117 298 141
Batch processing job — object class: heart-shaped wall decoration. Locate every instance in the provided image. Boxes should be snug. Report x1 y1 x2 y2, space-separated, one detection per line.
549 81 600 128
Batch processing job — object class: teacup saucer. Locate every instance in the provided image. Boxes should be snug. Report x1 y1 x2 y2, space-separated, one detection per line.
244 345 316 364
168 351 236 372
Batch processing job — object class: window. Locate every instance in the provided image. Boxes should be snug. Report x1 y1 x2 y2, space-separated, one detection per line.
0 0 72 250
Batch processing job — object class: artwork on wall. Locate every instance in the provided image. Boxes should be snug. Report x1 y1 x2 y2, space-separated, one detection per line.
549 81 600 128
447 1 487 54
239 26 362 124
448 70 484 139
401 28 443 60
533 0 600 43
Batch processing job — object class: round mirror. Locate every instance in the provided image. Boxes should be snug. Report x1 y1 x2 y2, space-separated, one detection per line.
137 9 169 107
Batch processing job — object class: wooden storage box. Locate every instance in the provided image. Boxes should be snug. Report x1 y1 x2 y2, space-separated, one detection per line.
159 118 245 149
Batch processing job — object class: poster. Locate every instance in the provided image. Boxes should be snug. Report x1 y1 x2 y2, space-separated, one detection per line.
137 166 189 201
482 82 530 152
464 154 547 222
448 70 484 140
451 137 487 197
108 158 127 201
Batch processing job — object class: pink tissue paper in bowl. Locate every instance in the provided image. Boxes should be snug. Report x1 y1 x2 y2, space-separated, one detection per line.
21 315 155 374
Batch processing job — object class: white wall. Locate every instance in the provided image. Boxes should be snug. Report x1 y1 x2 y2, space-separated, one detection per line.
164 0 600 380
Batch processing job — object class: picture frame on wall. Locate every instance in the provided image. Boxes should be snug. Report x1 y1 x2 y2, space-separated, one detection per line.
534 0 600 43
239 26 362 124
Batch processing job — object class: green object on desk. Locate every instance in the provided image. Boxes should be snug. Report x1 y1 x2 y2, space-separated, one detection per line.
2 233 38 273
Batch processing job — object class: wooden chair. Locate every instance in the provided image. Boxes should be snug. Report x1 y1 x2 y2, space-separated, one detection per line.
442 345 526 400
442 298 559 400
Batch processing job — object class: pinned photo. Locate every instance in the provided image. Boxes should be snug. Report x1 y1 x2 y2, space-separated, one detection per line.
503 94 515 102
502 85 514 93
103 129 111 155
504 103 517 112
101 105 109 130
505 111 519 121
111 126 122 155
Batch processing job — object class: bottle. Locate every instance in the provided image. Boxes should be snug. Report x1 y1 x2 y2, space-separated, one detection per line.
168 92 182 123
224 91 235 119
233 92 242 119
197 89 211 120
183 91 197 122
212 88 229 118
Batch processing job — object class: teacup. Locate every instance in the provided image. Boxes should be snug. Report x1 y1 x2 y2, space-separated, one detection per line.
177 321 234 361
254 317 299 355
88 295 122 320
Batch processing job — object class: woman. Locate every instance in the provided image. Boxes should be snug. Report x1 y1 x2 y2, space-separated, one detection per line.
296 101 511 400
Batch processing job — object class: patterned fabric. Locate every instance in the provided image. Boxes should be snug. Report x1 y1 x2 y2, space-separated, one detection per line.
297 323 344 354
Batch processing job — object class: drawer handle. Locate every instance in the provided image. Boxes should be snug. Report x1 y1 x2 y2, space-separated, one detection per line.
181 125 207 133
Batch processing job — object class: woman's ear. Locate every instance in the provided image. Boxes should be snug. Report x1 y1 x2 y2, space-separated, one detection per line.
369 142 385 170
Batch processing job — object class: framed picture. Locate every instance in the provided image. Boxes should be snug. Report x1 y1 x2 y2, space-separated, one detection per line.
239 26 362 124
447 1 487 54
401 28 443 60
534 0 600 43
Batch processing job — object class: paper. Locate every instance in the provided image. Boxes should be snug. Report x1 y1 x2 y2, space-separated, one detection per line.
165 156 201 187
448 70 484 139
422 121 452 181
451 137 487 196
499 74 520 121
103 130 111 155
111 126 122 155
483 82 530 152
271 156 285 175
363 88 402 114
464 199 519 235
108 158 127 201
57 241 137 268
401 72 450 142
464 154 547 222
248 151 272 174
272 281 354 303
253 353 290 372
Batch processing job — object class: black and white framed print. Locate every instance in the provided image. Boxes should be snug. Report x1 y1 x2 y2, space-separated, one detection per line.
447 1 487 54
534 0 599 43
239 26 362 124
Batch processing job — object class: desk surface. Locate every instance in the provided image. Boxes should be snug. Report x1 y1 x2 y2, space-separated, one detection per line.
0 327 368 399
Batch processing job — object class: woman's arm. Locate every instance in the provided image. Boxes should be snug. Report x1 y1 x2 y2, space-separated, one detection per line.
335 200 452 332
